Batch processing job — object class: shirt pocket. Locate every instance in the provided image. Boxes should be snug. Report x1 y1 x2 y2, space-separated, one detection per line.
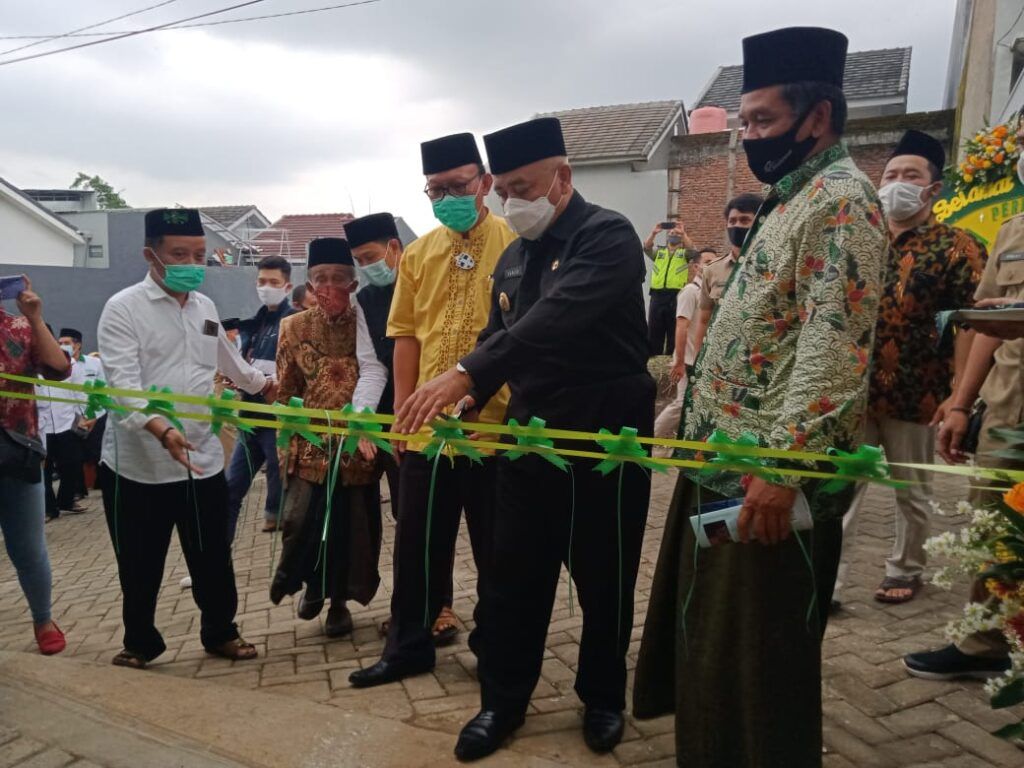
995 259 1024 300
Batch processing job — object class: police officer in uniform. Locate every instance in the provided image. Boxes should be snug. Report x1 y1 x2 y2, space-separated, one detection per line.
642 222 691 356
394 117 656 762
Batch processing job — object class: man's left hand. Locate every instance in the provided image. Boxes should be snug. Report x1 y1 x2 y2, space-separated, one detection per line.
737 476 797 545
394 367 473 434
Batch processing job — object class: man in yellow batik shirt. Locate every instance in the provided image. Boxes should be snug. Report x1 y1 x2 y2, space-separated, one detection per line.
350 132 515 689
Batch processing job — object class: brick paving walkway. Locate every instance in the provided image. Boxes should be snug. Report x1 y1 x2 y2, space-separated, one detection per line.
2 470 1023 767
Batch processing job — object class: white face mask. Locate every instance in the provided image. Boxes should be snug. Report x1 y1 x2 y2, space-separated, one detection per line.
503 172 565 240
878 181 930 222
60 344 74 357
257 285 290 307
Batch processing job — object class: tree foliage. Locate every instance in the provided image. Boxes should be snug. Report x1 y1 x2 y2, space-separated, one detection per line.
70 172 128 209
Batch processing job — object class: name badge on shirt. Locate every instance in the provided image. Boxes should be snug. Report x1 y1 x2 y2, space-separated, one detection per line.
999 251 1024 264
504 265 523 279
202 319 219 337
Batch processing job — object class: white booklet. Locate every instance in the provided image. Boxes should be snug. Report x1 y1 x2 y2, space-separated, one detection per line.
953 306 1024 324
689 490 812 547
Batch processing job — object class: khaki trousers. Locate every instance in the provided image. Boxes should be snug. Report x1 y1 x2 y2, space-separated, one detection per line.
836 415 934 593
652 376 687 459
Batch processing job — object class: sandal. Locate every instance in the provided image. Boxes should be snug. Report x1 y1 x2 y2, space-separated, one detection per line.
874 576 923 604
204 638 258 661
432 607 461 646
111 649 148 669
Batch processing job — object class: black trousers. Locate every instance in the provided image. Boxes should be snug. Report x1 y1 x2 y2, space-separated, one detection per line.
473 455 651 714
98 465 240 660
383 454 495 668
647 290 678 357
44 430 84 516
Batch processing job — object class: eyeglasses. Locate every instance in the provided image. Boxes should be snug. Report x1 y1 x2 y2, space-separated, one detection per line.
423 174 481 202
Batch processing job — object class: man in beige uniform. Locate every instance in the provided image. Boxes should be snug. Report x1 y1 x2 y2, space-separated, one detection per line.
692 192 764 348
903 201 1024 680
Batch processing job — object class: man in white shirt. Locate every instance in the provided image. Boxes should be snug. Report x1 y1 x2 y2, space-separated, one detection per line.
37 341 87 520
268 237 387 639
58 327 105 497
97 208 275 670
652 248 717 457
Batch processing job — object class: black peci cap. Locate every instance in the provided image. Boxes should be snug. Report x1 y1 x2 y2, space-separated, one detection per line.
891 129 946 172
144 208 204 238
58 328 82 342
307 237 354 268
343 212 399 248
420 133 482 175
741 27 848 93
483 117 568 175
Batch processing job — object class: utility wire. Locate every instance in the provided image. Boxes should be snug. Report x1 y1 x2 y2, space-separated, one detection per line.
0 1 379 41
0 0 183 57
0 0 268 67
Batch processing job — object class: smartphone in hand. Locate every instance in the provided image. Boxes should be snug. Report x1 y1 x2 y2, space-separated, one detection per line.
0 276 27 300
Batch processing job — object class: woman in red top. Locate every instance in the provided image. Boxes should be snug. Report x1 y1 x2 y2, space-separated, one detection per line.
1 275 71 654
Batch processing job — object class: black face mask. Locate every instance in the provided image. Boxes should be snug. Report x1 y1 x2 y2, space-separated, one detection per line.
742 108 817 185
727 226 749 249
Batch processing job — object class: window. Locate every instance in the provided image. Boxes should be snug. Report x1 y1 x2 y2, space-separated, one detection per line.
88 245 103 259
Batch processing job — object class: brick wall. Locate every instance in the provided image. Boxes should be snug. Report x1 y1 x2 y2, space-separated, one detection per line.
669 109 956 253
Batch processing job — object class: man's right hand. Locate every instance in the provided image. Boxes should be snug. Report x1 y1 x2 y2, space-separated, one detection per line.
937 410 970 464
669 360 685 384
162 428 204 474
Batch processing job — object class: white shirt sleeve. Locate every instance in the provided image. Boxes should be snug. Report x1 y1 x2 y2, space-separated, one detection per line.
677 283 700 320
352 303 388 412
216 328 268 396
97 299 156 431
70 360 88 413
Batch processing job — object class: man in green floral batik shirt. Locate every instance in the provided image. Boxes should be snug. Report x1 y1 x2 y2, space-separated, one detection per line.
634 27 889 768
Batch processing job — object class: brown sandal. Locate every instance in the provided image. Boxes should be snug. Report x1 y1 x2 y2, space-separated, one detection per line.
432 607 460 646
874 576 922 604
205 638 258 661
111 649 148 669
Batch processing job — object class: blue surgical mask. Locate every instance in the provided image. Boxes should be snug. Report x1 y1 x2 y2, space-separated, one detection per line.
358 255 396 287
432 194 480 233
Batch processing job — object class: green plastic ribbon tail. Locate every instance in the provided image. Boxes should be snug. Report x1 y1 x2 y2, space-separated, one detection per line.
143 385 185 432
822 444 892 493
593 426 663 475
506 416 568 470
318 413 345 600
210 388 254 437
423 416 483 464
701 429 765 475
423 444 445 627
340 404 394 456
275 397 323 448
83 379 126 420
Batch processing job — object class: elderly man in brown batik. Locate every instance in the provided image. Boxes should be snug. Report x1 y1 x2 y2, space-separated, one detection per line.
269 237 387 638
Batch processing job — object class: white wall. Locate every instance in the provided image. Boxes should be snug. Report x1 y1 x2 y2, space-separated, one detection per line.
0 196 77 267
991 0 1024 120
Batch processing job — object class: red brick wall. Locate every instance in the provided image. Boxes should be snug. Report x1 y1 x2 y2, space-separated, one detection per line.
670 110 956 253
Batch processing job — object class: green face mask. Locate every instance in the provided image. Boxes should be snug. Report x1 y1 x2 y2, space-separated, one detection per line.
151 249 206 293
432 194 479 233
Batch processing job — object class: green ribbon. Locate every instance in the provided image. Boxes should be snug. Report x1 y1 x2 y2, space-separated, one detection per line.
340 404 394 456
143 386 184 432
83 379 126 419
275 397 322 448
506 416 568 470
423 417 483 464
701 429 766 475
210 389 254 437
822 444 893 493
594 427 664 475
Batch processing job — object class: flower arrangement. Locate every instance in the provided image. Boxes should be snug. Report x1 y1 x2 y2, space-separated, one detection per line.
925 481 1024 740
949 122 1020 193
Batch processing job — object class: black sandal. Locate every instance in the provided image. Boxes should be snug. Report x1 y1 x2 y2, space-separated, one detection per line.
111 649 148 669
874 576 923 604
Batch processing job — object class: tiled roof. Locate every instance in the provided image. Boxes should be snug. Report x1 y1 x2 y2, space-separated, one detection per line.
695 47 912 112
199 205 263 229
538 100 684 162
252 213 354 262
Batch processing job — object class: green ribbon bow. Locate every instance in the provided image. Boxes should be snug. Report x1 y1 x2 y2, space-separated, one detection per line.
210 389 254 437
274 397 323 448
701 429 765 475
340 404 394 456
423 416 483 463
822 444 893 493
506 416 567 470
594 426 663 475
83 379 126 419
143 386 184 432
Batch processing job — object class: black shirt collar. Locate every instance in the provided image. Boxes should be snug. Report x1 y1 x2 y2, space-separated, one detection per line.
544 190 587 243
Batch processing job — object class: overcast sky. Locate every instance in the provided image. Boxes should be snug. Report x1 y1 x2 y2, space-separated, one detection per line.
0 0 958 235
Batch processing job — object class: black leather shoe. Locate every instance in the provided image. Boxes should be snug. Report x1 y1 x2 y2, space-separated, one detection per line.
269 571 295 605
583 707 624 753
297 592 324 620
349 658 432 689
324 604 353 638
454 710 525 762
